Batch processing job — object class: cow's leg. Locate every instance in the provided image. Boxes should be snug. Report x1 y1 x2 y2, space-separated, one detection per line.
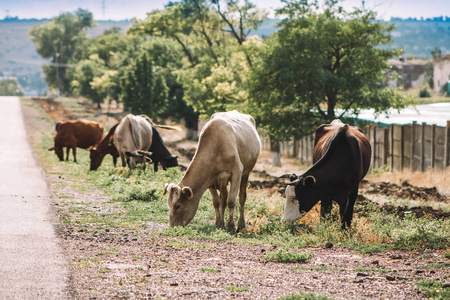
226 169 242 233
72 147 77 162
210 188 224 228
65 147 70 161
341 188 358 229
129 158 135 170
219 185 228 227
120 153 126 167
320 198 332 221
112 156 117 167
237 174 250 232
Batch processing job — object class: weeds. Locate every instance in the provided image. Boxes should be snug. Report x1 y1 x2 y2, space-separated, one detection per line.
226 286 249 292
417 279 450 299
200 268 220 273
262 249 312 263
279 293 333 300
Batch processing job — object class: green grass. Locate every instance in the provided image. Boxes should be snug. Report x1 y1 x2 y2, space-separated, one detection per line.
200 267 220 273
417 279 450 299
226 286 249 292
279 293 333 300
262 249 312 263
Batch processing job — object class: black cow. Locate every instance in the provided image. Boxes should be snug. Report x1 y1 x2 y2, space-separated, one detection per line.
136 126 179 172
282 119 371 229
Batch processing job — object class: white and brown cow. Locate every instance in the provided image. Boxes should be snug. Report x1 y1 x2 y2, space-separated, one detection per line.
164 110 261 233
114 114 153 170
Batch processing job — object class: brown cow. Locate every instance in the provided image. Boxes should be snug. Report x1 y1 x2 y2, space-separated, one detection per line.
281 119 371 229
89 123 120 171
48 120 103 162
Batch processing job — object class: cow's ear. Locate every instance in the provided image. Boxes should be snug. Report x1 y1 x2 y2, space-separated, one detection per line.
182 187 193 199
303 175 316 188
47 147 55 151
125 151 136 157
289 173 298 182
163 183 170 195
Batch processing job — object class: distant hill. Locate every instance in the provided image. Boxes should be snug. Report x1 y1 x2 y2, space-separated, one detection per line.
389 17 450 58
1 17 450 95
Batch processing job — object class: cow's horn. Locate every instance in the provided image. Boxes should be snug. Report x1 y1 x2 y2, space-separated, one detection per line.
278 173 292 179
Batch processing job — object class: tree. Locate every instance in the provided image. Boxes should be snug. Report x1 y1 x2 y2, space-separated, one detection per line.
70 54 106 108
247 0 407 141
29 9 95 94
119 53 168 118
130 0 268 118
0 78 23 96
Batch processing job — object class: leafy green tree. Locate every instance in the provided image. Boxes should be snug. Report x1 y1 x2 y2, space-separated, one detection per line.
130 0 267 118
119 53 168 118
0 78 24 96
29 9 96 94
70 54 106 108
247 0 407 141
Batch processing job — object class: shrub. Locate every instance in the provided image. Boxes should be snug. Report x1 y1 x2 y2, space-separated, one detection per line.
419 86 431 98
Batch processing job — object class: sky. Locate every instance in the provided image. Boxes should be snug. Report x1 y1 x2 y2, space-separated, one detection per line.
1 0 450 21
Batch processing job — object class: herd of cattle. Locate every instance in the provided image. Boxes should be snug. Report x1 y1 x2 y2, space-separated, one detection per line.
48 111 371 232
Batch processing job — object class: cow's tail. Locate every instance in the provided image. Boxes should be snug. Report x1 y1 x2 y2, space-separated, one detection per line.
154 124 181 131
140 114 181 131
128 115 140 149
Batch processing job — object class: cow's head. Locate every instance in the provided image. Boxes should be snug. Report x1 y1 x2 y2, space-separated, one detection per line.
125 151 152 168
161 155 179 170
47 146 64 161
89 147 104 171
282 185 300 222
164 183 196 227
285 173 318 214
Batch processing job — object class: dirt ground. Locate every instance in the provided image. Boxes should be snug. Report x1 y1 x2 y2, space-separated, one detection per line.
23 97 449 299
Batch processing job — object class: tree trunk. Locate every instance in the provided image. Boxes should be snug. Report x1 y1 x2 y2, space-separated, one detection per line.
270 136 281 167
185 113 199 140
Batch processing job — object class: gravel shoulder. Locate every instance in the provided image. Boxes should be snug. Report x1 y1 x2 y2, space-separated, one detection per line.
21 97 449 299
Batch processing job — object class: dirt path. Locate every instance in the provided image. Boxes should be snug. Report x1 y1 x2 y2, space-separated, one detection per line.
0 96 69 299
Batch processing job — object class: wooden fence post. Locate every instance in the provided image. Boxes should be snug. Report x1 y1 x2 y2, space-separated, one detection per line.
390 125 394 170
421 122 426 172
369 125 376 169
411 121 416 170
401 125 405 170
431 124 436 169
445 121 450 169
293 138 299 158
383 127 389 166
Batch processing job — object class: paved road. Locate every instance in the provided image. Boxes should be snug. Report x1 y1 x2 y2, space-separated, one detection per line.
0 97 69 299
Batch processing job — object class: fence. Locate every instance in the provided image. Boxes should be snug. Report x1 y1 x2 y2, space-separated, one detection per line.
261 121 450 171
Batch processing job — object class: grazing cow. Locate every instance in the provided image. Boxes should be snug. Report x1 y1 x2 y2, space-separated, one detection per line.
164 110 261 233
114 114 153 170
114 114 179 170
48 119 103 162
281 119 371 229
89 123 120 171
135 126 179 171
